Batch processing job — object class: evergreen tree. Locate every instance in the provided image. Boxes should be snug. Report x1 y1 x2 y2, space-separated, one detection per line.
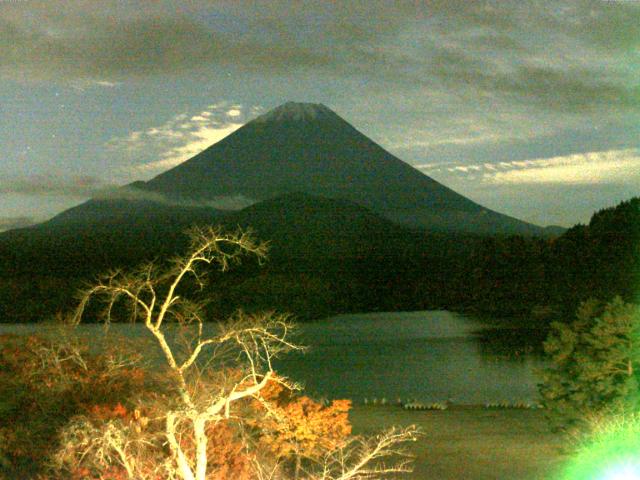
539 297 640 430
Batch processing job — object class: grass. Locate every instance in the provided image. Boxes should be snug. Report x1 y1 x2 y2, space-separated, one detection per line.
349 405 568 480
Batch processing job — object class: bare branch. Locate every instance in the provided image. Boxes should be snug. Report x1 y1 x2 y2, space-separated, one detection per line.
307 426 421 480
67 225 417 480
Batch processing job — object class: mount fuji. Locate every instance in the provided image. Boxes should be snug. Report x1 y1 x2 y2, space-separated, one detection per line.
118 101 544 235
0 102 563 321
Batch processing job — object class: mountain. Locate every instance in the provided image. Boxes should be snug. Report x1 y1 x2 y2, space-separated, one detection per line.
218 192 412 263
130 101 546 236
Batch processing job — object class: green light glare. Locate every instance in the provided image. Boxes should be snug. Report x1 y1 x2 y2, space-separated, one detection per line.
601 463 640 480
560 415 640 480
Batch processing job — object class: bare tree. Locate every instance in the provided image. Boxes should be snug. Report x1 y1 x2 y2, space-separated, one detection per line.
252 425 420 480
71 226 419 480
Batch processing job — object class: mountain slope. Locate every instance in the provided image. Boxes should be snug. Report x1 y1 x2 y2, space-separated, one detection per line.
0 199 223 276
139 102 544 235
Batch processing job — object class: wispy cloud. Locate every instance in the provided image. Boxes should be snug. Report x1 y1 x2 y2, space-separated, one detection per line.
0 216 36 232
107 103 257 175
392 133 513 151
0 175 114 197
0 173 256 212
422 148 640 185
95 186 255 211
485 149 640 185
69 79 121 91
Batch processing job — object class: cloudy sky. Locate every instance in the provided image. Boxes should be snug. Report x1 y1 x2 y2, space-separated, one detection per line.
1 0 638 230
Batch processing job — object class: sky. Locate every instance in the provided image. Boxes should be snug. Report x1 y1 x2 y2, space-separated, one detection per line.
1 0 638 230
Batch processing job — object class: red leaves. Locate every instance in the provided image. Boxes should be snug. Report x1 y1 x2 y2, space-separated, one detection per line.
88 402 129 421
0 334 158 477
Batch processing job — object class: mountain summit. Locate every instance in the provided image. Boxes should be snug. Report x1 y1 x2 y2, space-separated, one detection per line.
137 102 542 235
254 102 338 123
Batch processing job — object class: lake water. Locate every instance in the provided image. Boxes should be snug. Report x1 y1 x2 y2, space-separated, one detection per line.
0 310 545 404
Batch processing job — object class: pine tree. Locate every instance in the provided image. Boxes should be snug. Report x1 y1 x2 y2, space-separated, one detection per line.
539 297 640 431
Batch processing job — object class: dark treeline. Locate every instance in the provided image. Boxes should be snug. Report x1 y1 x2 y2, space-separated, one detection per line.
0 196 637 324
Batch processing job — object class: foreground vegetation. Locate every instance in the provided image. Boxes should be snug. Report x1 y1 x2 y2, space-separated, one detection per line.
0 227 418 479
0 198 638 477
536 297 640 479
540 297 640 431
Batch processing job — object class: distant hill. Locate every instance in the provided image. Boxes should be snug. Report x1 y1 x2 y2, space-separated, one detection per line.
219 192 411 263
465 196 640 318
0 199 223 276
0 193 635 323
547 196 640 308
0 192 414 276
0 192 425 322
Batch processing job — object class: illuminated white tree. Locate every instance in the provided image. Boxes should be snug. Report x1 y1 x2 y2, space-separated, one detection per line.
72 226 418 480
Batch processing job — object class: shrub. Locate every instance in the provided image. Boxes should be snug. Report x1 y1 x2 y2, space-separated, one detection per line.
539 297 640 431
0 332 158 478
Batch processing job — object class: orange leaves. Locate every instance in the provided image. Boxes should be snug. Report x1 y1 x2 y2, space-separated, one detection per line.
0 334 162 477
252 378 352 461
89 402 129 421
205 422 254 480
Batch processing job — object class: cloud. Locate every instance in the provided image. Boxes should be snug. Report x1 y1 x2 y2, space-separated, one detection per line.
203 194 255 210
485 149 640 185
0 175 255 224
68 78 121 92
93 80 118 88
0 173 256 212
0 175 115 197
108 103 253 174
430 149 640 185
491 65 640 112
95 185 255 211
392 132 516 150
0 216 36 232
0 4 333 81
2 0 637 114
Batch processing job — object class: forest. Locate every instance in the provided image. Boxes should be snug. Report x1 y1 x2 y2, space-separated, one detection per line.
0 197 637 326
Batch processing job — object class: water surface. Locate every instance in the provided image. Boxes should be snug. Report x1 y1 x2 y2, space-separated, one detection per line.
1 311 544 404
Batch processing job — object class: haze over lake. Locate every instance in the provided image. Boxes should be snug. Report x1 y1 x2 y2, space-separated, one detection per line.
0 310 543 404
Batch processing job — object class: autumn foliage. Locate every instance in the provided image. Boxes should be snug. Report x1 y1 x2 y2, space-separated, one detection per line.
2 228 417 480
0 334 353 480
253 379 352 460
0 333 154 478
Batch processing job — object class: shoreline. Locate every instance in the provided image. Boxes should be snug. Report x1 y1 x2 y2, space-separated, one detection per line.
349 405 567 480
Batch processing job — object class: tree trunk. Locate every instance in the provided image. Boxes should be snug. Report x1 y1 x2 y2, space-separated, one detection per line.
194 417 209 480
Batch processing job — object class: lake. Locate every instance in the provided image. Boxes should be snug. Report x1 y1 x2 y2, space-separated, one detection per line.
0 310 545 404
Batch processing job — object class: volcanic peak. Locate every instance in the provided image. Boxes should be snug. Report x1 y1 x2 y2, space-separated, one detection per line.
254 101 337 123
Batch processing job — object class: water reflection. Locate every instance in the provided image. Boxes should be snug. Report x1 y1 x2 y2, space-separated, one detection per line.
273 311 546 404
